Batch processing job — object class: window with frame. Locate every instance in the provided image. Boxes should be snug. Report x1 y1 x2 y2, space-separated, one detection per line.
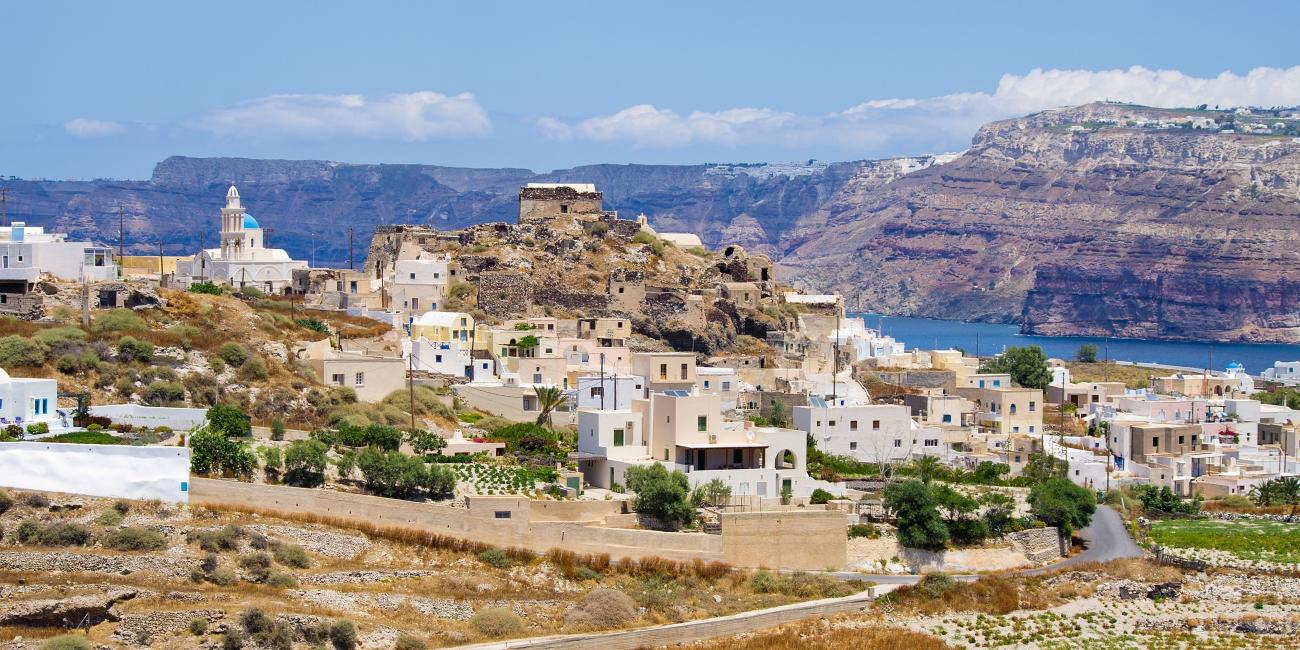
924 438 939 447
697 415 707 432
613 428 624 446
680 363 688 380
659 364 667 379
355 372 365 386
872 420 881 430
331 373 345 385
849 441 857 451
849 420 858 431
893 439 901 448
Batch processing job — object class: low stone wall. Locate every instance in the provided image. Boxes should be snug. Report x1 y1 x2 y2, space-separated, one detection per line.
191 479 849 570
1008 527 1065 563
89 404 209 431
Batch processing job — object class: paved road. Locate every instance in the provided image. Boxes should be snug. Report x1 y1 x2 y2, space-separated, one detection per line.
1023 505 1141 575
448 589 877 649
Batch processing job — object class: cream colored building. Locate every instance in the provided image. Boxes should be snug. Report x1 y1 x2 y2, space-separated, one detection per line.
976 387 1044 435
300 340 406 403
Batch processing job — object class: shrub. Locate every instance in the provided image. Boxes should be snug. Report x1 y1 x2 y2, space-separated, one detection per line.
0 489 10 515
273 542 312 569
222 628 244 650
189 616 209 635
239 552 274 582
95 507 122 526
40 636 93 650
206 404 251 437
426 463 457 499
144 380 186 406
102 527 166 552
95 308 147 333
188 524 242 552
240 355 270 380
25 492 50 508
0 335 48 367
750 570 779 593
563 588 638 630
297 317 330 334
208 567 238 586
470 607 523 638
38 522 93 546
270 417 286 441
393 632 428 650
848 523 880 539
112 499 131 515
55 353 82 374
188 281 224 295
266 571 299 588
218 343 250 367
357 448 427 497
200 553 219 573
810 488 834 504
329 619 358 650
15 519 41 544
116 336 155 362
263 623 293 650
624 464 694 530
189 429 256 477
240 607 274 635
479 548 514 568
25 422 49 435
283 439 329 487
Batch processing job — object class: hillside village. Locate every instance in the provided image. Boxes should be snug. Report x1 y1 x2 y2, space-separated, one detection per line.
3 179 1300 647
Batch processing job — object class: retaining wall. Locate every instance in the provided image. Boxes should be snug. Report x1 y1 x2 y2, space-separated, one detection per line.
89 404 209 431
1007 527 1066 562
0 442 191 502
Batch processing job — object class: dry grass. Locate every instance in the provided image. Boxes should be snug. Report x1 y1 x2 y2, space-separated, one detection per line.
679 617 954 650
197 503 735 581
1065 362 1178 388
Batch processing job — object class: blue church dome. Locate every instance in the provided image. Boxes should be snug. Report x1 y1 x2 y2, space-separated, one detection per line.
242 213 260 229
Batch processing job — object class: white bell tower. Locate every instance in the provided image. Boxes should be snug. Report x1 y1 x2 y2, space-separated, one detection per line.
220 184 245 259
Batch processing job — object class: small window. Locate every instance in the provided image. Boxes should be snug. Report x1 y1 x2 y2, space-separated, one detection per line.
1178 435 1185 444
1029 426 1036 433
659 364 668 380
703 380 711 389
560 204 569 213
1152 437 1159 448
1029 401 1036 412
697 415 707 432
849 441 857 451
409 272 416 280
435 354 442 363
849 420 858 431
680 363 688 380
331 373 345 385
942 414 952 423
1015 455 1021 463
494 511 512 519
872 420 881 430
829 420 836 427
355 372 364 386
721 381 731 390
733 448 743 464
613 428 624 446
893 439 902 448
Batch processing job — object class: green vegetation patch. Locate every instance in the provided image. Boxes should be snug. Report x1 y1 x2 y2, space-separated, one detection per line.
1149 519 1300 564
42 431 128 445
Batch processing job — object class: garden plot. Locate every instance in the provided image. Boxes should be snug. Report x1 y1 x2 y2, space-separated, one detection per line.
450 464 538 496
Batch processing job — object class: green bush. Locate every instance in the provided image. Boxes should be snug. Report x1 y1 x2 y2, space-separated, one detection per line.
33 326 87 347
55 353 82 374
750 570 778 593
426 463 457 498
0 335 48 367
102 527 167 551
206 404 251 437
625 464 694 530
25 493 50 508
357 448 427 497
207 567 238 586
187 524 243 553
25 422 49 435
239 355 270 380
94 308 147 333
329 619 358 650
96 508 124 526
222 628 244 650
283 439 329 487
266 571 299 588
15 519 41 544
297 317 330 334
43 430 125 445
144 380 186 406
188 281 225 295
218 342 250 367
270 418 286 441
809 488 834 504
470 607 523 638
240 607 274 635
478 548 514 568
239 553 273 582
40 635 93 650
273 542 312 569
189 617 209 635
189 429 256 477
37 522 94 546
116 336 155 362
848 523 880 539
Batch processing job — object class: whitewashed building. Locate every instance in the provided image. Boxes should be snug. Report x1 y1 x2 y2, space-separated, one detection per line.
174 185 307 293
0 222 116 284
0 370 63 430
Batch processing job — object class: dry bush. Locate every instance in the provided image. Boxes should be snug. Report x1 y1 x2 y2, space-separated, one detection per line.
470 607 523 638
690 621 953 650
563 588 638 630
878 574 1024 616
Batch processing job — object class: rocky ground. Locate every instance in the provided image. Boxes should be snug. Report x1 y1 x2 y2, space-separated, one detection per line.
0 490 852 649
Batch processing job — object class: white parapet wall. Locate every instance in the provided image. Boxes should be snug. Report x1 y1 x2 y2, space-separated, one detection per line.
89 404 209 431
0 442 191 502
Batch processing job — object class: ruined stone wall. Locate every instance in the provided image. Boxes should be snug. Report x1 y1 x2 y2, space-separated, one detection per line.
477 272 533 318
518 186 603 223
876 369 957 390
1007 527 1065 563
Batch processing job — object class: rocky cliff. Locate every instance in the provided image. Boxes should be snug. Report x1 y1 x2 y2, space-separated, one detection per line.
782 103 1300 342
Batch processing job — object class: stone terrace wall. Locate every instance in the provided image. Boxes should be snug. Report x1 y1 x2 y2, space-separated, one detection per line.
721 510 847 571
477 272 533 317
1008 527 1065 563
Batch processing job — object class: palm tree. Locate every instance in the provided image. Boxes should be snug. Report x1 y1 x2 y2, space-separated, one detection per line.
533 385 567 427
1271 476 1300 522
913 455 943 484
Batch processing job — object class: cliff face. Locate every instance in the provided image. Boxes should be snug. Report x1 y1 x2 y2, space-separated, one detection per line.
2 156 920 266
782 103 1300 342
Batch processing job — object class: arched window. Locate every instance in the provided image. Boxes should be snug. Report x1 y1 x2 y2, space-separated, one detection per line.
1010 403 1018 415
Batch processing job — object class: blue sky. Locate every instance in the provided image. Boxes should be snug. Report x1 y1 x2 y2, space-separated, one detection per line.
6 0 1300 179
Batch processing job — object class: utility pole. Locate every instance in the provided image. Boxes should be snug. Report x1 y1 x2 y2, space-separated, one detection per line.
118 205 125 258
1 186 7 226
158 242 164 282
831 296 841 404
348 228 354 270
599 353 606 410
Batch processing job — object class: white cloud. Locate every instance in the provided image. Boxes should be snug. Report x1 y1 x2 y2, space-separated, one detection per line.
537 66 1300 152
64 118 124 137
195 91 491 140
540 104 795 149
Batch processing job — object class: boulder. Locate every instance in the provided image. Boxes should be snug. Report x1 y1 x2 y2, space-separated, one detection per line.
0 589 137 627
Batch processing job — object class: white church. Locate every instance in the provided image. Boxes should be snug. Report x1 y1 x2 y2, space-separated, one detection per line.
174 185 307 293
